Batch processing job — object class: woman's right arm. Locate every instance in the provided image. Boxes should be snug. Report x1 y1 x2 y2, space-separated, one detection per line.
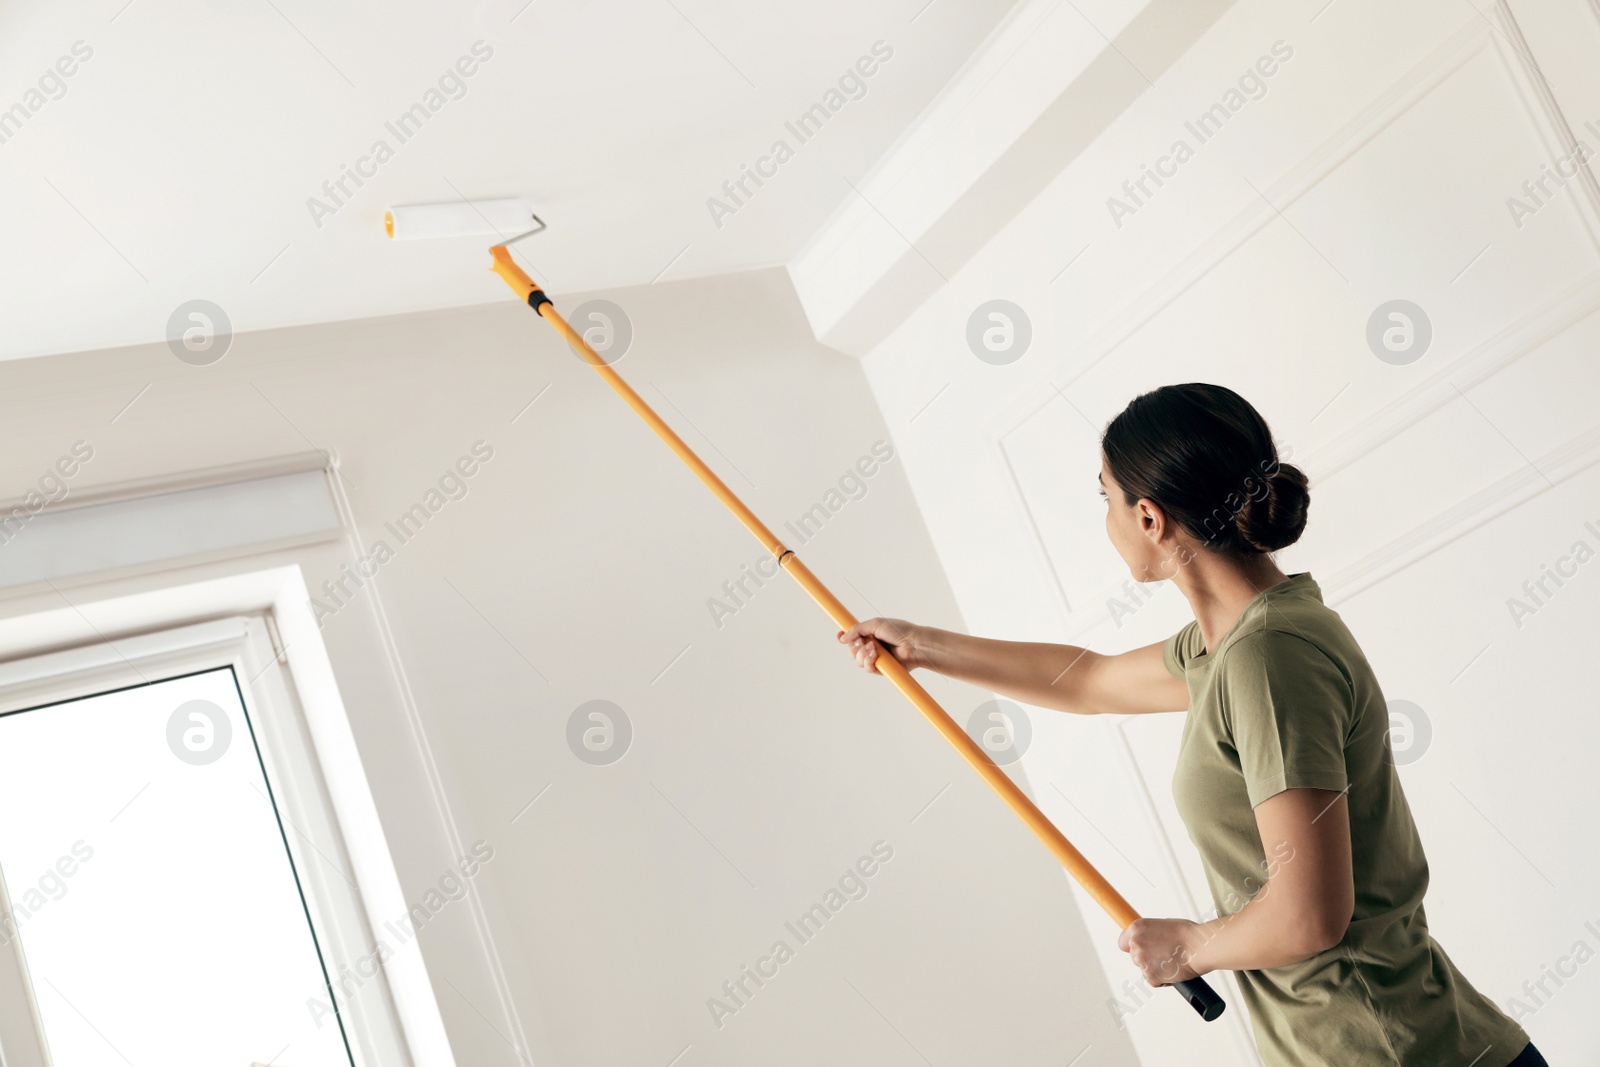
838 619 1189 716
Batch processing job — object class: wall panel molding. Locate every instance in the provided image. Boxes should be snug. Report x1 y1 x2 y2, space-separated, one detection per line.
989 14 1600 625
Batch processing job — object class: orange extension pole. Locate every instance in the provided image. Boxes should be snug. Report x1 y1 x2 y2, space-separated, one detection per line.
489 246 1224 1021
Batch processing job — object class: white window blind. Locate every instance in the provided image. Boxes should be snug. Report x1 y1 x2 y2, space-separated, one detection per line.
0 464 341 589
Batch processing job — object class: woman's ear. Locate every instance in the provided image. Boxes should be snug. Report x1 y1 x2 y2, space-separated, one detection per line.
1137 497 1166 539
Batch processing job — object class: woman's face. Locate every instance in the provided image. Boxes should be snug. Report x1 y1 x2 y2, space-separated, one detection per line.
1100 456 1175 582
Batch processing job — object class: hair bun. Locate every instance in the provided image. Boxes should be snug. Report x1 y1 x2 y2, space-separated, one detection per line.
1236 462 1309 554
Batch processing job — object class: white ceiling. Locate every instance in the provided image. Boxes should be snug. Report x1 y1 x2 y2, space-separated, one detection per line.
0 0 1026 360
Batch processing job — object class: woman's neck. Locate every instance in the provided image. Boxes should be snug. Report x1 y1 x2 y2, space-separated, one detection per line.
1170 552 1291 653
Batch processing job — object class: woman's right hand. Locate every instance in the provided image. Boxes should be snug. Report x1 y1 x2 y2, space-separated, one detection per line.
837 618 932 674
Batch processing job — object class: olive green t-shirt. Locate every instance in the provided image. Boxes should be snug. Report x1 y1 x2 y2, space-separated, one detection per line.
1163 572 1529 1066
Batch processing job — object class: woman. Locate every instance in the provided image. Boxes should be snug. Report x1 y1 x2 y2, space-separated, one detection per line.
839 384 1546 1067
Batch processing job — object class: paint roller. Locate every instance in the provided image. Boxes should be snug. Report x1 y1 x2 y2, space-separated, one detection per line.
383 199 1226 1023
384 198 545 241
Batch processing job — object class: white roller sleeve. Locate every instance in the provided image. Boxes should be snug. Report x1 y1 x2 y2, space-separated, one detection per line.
385 199 535 240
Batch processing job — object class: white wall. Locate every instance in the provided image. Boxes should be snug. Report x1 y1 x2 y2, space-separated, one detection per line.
0 267 1139 1066
848 0 1600 1064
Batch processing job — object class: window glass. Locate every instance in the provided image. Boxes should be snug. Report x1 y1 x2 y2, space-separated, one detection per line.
0 666 355 1066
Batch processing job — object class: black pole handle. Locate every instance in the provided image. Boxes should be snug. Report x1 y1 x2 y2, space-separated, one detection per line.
1172 976 1226 1021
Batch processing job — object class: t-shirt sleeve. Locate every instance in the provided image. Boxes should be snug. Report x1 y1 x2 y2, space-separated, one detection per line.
1219 629 1353 807
1162 621 1199 679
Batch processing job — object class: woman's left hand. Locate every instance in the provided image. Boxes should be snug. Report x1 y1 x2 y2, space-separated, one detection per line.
1117 917 1206 986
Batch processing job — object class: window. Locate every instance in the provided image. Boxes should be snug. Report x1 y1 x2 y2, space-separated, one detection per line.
0 607 431 1067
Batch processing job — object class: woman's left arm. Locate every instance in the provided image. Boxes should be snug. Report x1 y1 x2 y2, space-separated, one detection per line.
1118 787 1354 984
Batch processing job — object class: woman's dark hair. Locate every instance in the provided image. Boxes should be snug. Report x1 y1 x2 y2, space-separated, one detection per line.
1101 383 1308 555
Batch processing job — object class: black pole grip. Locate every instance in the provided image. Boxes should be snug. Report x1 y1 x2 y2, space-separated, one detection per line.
1172 976 1226 1021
